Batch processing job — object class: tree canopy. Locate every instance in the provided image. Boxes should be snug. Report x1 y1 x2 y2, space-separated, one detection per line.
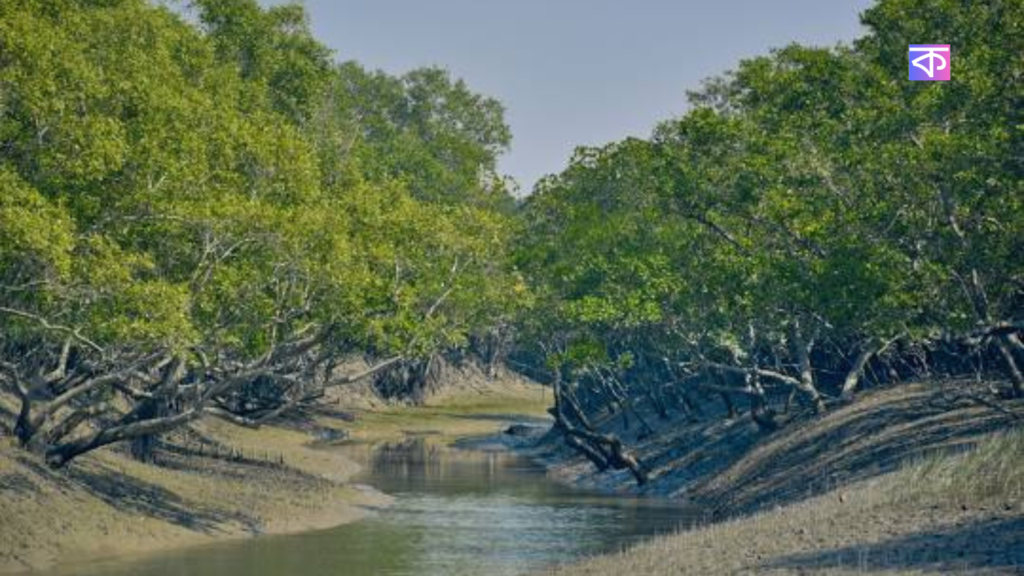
0 0 522 465
0 0 1020 470
515 0 1023 447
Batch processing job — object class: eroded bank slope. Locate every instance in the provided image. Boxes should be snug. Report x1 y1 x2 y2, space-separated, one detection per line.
530 381 1023 575
543 428 1023 575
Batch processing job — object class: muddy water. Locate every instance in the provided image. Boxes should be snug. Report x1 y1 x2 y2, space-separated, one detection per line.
52 438 699 576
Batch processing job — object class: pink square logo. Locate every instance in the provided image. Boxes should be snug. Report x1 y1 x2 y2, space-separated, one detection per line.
909 45 950 81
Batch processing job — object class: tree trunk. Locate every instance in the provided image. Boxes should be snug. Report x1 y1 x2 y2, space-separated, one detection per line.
563 426 649 485
564 433 610 471
41 406 104 446
720 391 738 418
790 320 826 413
840 344 876 399
841 336 901 399
595 368 653 436
637 354 669 419
14 392 35 447
1006 333 1024 365
553 375 648 485
129 400 164 462
561 382 595 430
47 407 204 468
15 357 162 448
745 371 778 432
994 335 1024 398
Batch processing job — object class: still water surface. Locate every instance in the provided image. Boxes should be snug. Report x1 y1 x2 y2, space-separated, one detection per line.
53 438 698 575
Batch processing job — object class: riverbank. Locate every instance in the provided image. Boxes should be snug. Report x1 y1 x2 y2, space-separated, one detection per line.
5 374 1020 575
542 428 1024 575
0 415 385 573
521 380 1024 574
0 368 548 573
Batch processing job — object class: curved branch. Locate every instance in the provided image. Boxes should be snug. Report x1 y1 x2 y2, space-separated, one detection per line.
0 307 103 353
323 356 403 388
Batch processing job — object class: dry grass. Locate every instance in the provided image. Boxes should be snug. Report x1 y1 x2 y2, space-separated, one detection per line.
543 429 1024 576
893 428 1024 506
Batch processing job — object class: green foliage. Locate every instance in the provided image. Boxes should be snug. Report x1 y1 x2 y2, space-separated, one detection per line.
328 62 513 207
0 0 522 367
516 0 1023 383
1 0 1020 450
0 167 75 281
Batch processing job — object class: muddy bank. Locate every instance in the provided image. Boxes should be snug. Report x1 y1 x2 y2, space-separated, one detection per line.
541 428 1024 575
543 468 1023 574
522 381 1022 514
451 421 550 452
0 374 548 574
0 414 390 574
495 380 1024 575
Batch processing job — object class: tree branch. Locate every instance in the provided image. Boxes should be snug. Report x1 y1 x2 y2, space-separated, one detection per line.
0 307 103 353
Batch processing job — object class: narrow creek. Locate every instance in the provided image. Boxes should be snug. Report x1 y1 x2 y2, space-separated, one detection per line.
48 436 699 576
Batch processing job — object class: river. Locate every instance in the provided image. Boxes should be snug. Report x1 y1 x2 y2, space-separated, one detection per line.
47 436 699 575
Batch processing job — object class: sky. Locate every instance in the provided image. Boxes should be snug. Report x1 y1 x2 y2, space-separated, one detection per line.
260 0 875 194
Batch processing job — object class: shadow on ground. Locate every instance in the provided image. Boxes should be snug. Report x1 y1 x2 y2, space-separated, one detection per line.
12 452 258 534
0 469 40 496
554 381 1023 517
692 384 1022 513
760 516 1024 573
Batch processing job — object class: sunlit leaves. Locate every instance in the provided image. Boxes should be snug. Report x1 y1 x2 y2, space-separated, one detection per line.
0 0 522 371
516 0 1022 376
0 167 75 280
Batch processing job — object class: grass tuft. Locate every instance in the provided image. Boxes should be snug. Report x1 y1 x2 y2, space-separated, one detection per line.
895 427 1024 505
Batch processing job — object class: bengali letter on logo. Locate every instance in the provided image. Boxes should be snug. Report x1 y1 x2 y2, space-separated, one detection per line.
908 45 951 81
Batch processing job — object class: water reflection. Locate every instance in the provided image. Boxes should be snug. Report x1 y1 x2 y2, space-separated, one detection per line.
45 438 698 576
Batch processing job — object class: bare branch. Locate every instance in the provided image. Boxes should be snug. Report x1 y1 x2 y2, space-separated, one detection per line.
0 307 103 353
323 356 403 388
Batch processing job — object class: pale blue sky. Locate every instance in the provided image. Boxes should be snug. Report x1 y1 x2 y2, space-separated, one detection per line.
260 1 874 193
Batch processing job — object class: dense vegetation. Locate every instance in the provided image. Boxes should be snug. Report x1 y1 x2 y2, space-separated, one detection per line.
0 0 1020 473
0 0 522 465
515 0 1022 478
